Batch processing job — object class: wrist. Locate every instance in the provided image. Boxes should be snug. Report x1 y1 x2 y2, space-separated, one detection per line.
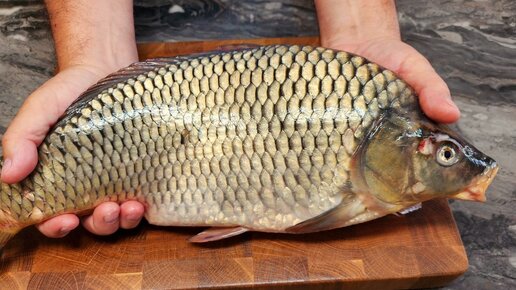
45 0 138 74
322 35 401 57
59 63 113 82
315 0 400 52
57 39 138 76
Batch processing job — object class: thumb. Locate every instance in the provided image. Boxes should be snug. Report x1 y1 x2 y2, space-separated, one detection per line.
1 67 103 183
394 49 461 124
1 136 39 184
348 39 461 124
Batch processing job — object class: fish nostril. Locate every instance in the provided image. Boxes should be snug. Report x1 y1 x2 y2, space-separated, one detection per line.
482 160 498 175
485 156 496 166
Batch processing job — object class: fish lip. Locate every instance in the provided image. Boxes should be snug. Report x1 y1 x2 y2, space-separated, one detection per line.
451 163 499 202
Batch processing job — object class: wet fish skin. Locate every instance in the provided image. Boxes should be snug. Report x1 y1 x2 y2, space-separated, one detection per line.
0 45 497 246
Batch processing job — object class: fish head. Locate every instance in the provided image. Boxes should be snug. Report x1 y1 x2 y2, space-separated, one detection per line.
410 122 498 203
355 110 498 206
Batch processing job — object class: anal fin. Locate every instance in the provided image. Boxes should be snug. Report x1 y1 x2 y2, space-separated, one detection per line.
189 226 248 243
395 203 422 216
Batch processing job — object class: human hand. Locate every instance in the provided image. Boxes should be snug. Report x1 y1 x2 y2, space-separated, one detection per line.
315 0 460 124
1 0 144 238
328 37 460 123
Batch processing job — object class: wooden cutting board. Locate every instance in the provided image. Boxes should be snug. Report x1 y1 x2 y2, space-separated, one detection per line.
0 37 468 289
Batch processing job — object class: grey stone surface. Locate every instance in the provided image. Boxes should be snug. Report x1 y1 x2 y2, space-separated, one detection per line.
133 0 319 42
0 0 514 288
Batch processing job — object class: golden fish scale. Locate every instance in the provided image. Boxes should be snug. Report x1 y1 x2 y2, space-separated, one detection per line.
3 45 415 231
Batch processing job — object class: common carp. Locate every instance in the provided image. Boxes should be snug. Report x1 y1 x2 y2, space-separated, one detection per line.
0 45 498 247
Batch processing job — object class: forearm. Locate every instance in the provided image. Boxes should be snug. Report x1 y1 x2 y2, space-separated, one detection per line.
45 0 138 74
315 0 400 50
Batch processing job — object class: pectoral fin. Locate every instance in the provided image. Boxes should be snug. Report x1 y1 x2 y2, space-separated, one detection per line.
286 199 368 233
189 226 248 243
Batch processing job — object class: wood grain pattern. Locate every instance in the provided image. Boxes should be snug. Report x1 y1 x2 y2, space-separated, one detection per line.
0 37 468 289
136 36 320 60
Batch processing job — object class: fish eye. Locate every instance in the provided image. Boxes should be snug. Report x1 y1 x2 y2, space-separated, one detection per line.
436 142 459 167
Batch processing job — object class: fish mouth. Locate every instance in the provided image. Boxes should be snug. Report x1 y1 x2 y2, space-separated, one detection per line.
451 163 498 202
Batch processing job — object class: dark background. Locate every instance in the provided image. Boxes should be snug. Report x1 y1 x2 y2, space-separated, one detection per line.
0 1 515 288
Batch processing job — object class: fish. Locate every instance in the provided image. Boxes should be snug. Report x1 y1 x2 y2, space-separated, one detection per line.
0 45 498 248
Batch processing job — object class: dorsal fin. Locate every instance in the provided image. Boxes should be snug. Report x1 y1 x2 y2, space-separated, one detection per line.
216 43 260 51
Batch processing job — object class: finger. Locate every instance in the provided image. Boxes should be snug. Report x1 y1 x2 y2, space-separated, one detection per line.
395 50 460 124
419 85 461 124
81 202 120 235
36 214 80 238
119 201 145 229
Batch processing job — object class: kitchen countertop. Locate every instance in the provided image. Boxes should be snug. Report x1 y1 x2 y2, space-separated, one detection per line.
0 1 514 288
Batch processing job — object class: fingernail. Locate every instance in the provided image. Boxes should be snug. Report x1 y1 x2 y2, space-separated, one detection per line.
126 213 142 222
1 158 12 178
59 226 72 236
445 98 460 111
104 212 119 224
